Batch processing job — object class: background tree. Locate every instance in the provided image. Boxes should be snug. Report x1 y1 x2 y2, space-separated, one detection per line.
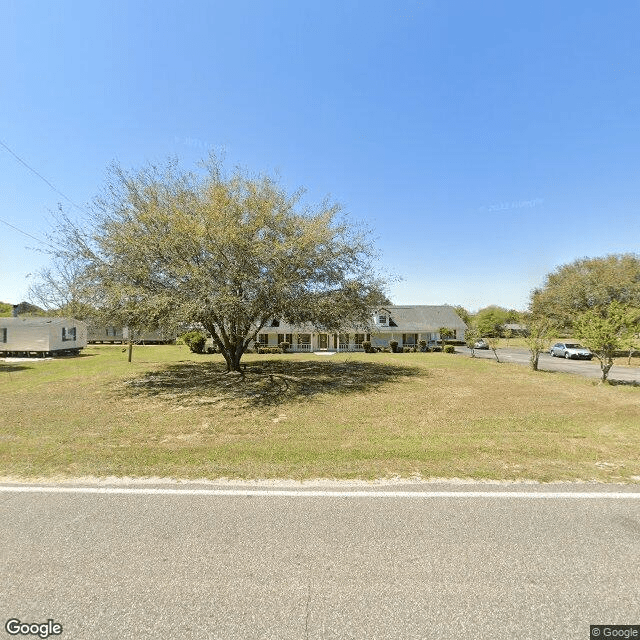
438 326 454 346
530 254 640 329
41 156 389 372
573 301 632 383
464 326 480 357
452 305 471 326
520 314 555 371
474 306 512 337
485 335 501 362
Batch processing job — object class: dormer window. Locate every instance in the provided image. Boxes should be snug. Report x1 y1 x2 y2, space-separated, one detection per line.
270 319 280 327
378 314 387 325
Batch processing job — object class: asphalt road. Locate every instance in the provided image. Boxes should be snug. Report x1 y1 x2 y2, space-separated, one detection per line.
456 346 640 383
2 481 640 640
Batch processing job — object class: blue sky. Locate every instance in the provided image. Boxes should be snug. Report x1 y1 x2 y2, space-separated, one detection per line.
2 1 639 312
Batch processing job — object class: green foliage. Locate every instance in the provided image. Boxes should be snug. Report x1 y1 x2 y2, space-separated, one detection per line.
474 306 512 337
439 326 455 343
485 335 501 362
520 314 555 371
279 342 290 353
444 344 455 353
43 156 389 372
573 301 633 382
452 305 471 325
361 340 373 353
256 346 281 354
531 254 640 329
464 327 480 349
389 340 398 353
181 331 207 354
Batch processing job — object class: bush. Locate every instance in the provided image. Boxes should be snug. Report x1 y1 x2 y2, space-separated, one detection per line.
279 341 290 353
402 346 411 353
256 346 280 354
444 344 455 353
389 340 398 353
361 340 372 353
181 331 206 354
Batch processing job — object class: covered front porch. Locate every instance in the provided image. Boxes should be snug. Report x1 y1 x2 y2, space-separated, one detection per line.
256 331 371 352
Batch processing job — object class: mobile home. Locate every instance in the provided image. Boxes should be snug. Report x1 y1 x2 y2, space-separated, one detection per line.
0 317 88 356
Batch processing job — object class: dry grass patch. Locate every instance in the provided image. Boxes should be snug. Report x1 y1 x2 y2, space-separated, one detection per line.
1 346 639 481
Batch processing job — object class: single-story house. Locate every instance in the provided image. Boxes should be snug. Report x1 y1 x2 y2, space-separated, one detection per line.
253 305 467 352
0 317 88 356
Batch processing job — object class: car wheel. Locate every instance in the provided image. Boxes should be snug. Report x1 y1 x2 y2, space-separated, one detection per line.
564 352 570 359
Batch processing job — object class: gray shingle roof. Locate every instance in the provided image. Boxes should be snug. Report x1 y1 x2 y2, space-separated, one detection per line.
262 305 466 333
375 306 467 332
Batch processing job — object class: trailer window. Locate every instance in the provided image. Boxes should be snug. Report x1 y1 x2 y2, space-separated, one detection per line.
62 327 77 342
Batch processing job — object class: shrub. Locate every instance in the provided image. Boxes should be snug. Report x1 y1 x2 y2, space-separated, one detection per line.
361 341 372 353
444 344 455 353
389 340 398 353
403 346 411 353
279 341 290 353
181 331 206 354
256 346 281 354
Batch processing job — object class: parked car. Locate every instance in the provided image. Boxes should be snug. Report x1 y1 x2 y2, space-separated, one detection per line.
549 342 593 360
473 339 490 350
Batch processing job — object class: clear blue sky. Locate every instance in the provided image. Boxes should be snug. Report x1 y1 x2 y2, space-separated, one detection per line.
2 0 639 312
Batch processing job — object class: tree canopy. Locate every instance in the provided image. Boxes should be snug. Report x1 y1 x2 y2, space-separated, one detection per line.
473 306 519 337
41 156 389 371
530 254 640 328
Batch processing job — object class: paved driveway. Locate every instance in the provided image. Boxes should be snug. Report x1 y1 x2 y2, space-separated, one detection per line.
456 346 640 383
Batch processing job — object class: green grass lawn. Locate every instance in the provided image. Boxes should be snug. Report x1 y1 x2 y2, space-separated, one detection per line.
1 344 639 482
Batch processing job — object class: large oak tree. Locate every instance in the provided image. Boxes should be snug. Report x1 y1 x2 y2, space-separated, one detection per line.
44 157 389 371
530 254 640 328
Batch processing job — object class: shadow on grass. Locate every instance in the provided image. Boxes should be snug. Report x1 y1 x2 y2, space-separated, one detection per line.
0 363 34 373
117 359 427 408
607 378 640 387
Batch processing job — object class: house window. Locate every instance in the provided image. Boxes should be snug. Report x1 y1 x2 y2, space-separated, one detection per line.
1 328 6 343
297 334 311 344
277 333 293 344
403 333 418 346
378 314 387 325
106 326 118 337
62 327 76 342
339 333 349 345
270 319 280 327
354 333 370 345
258 334 268 345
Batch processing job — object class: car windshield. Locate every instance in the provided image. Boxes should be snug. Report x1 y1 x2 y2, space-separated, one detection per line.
565 343 583 349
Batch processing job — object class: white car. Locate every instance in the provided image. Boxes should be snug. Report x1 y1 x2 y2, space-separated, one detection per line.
549 342 593 360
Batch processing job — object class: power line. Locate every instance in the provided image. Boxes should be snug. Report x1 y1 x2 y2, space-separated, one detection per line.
0 216 57 250
0 139 91 216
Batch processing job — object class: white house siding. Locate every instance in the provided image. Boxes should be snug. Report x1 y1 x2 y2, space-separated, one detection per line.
0 318 87 353
254 306 466 352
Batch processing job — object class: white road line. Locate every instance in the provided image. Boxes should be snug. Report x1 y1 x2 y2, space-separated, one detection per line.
1 486 640 499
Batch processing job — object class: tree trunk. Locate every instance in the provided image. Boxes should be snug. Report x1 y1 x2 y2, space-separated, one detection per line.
530 351 539 371
221 345 245 372
601 360 613 383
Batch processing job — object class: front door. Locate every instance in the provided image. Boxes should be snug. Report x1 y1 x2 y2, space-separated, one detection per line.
318 334 328 350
